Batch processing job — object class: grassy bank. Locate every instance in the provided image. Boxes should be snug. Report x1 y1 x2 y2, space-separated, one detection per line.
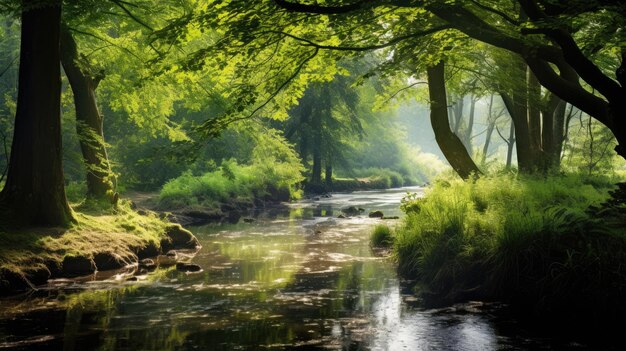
385 173 626 323
159 159 304 209
0 200 196 293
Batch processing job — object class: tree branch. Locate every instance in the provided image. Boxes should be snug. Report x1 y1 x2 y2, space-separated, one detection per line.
274 25 452 52
273 0 374 14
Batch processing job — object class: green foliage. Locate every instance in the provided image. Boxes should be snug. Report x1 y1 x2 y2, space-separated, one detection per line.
65 181 87 203
562 114 625 176
159 135 305 208
394 172 625 316
370 224 394 247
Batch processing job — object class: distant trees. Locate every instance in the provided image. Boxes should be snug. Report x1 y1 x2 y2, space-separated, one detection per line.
285 74 362 186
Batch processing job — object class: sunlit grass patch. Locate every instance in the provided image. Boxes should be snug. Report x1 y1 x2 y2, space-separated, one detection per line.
159 158 304 209
393 172 626 319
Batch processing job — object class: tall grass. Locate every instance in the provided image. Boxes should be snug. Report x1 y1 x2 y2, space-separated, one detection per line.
394 172 626 322
370 224 394 247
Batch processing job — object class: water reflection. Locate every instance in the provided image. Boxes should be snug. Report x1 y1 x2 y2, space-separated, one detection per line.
0 187 593 350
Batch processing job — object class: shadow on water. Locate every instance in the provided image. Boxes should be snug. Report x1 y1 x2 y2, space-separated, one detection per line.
0 187 617 350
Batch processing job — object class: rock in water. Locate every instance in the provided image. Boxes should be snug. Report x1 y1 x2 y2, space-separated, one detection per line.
368 210 384 218
341 206 361 216
161 224 200 251
176 263 202 273
139 258 157 271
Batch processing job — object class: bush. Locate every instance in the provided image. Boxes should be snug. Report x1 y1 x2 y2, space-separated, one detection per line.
159 135 305 208
394 172 626 322
370 224 394 247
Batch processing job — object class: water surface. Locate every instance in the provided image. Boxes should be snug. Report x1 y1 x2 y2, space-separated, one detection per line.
0 187 601 350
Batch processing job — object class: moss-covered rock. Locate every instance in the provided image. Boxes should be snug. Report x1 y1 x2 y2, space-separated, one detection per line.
161 224 200 252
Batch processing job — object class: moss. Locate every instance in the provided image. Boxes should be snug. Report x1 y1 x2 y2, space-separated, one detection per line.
0 199 170 289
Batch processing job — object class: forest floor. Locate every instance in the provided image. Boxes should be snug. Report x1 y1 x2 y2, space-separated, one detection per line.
0 200 199 295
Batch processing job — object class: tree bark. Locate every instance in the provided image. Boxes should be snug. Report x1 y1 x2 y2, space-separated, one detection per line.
0 0 74 226
464 95 476 155
506 122 516 169
527 68 543 159
427 61 481 180
311 113 322 184
325 159 332 186
501 90 533 173
60 26 116 201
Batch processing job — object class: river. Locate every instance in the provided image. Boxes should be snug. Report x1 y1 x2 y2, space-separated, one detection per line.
0 187 600 350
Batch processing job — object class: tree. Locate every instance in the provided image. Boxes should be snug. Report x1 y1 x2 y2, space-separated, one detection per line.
269 0 626 164
284 72 362 186
0 0 74 226
60 26 116 201
427 61 481 179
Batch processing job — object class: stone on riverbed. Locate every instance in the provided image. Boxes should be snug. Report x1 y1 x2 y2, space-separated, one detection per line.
368 210 384 218
341 206 363 216
160 224 200 252
139 258 157 271
176 263 202 273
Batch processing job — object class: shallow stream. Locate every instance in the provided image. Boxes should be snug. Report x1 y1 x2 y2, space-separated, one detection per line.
0 187 602 350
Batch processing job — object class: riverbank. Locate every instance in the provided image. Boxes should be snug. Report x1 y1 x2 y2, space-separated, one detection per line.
386 173 626 328
0 200 199 295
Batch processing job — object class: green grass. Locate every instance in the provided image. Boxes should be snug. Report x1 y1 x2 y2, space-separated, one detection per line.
393 172 626 321
159 159 304 209
370 224 394 247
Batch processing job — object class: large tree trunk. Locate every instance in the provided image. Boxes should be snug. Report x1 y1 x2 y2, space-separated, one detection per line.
527 68 543 159
427 61 481 180
0 0 74 226
541 93 566 169
60 26 116 201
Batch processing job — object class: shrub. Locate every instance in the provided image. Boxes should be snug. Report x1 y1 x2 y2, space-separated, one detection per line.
159 135 305 208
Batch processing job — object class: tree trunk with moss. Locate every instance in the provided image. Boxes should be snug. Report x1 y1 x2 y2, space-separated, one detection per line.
427 61 481 180
60 26 116 201
0 0 74 226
